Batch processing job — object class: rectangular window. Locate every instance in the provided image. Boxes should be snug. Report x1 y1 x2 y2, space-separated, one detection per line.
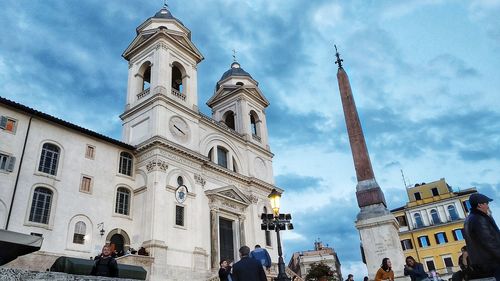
414 192 422 200
0 116 17 133
401 239 413 250
85 145 95 159
265 230 272 247
444 257 453 267
175 205 184 226
431 187 439 196
80 176 92 193
396 215 408 227
426 260 436 271
217 147 228 168
0 153 16 172
452 229 464 241
435 232 448 244
463 200 471 213
418 236 430 248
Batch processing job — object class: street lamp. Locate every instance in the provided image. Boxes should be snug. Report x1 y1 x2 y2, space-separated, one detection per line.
97 222 106 237
261 189 293 281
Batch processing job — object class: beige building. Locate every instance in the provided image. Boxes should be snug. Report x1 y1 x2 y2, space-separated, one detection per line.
0 5 284 281
288 240 343 281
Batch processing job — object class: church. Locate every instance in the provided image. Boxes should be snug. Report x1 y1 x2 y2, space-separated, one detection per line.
0 5 282 280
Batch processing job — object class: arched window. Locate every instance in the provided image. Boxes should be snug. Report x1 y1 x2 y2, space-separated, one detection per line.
73 221 86 244
38 143 60 175
139 62 151 91
208 148 214 162
249 111 259 137
232 157 238 173
172 65 183 93
414 213 423 228
177 176 184 186
430 209 440 224
448 205 459 221
264 207 271 247
236 82 244 86
115 187 130 215
223 111 235 130
29 187 53 224
119 152 133 176
217 146 228 168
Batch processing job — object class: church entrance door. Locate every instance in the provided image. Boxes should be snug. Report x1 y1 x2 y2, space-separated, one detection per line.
110 233 124 256
219 217 234 262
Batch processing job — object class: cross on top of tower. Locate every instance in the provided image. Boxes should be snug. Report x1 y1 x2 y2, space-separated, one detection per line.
334 44 343 69
163 0 168 8
232 49 237 62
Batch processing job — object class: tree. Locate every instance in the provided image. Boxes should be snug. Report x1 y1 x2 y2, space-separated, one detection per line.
305 262 338 281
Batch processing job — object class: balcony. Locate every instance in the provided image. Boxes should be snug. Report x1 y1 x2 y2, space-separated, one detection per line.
412 216 464 230
171 88 186 101
136 88 150 100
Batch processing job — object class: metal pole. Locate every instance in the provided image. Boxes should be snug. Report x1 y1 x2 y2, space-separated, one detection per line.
275 218 290 281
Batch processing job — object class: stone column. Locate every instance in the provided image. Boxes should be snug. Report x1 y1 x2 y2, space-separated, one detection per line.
210 207 219 269
238 215 246 247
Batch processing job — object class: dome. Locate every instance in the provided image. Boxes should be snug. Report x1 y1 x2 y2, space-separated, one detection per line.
153 6 184 26
218 62 253 82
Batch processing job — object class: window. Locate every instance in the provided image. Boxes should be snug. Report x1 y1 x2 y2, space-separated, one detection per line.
80 176 92 193
435 232 448 244
38 143 60 175
425 259 436 271
85 145 95 159
430 209 441 224
264 207 272 247
463 200 471 213
223 111 235 130
175 205 184 226
431 187 439 196
443 257 453 268
401 239 413 250
119 152 133 176
73 221 86 244
208 148 213 161
448 205 459 221
0 153 16 172
417 236 430 248
414 213 424 228
396 215 408 227
115 187 130 215
250 113 258 136
29 187 53 224
139 62 151 92
452 229 464 241
414 192 422 200
217 146 228 168
0 116 17 133
177 176 184 186
172 65 183 93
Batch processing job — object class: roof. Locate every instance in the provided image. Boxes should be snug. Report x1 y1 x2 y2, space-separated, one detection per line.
216 62 253 89
0 96 135 150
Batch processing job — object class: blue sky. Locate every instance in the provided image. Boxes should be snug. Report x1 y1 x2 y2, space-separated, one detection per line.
1 0 500 276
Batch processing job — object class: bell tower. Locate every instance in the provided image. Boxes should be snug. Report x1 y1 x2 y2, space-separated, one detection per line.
120 4 203 145
206 59 271 150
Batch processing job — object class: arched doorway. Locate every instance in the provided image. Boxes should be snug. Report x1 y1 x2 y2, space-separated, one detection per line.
110 233 125 255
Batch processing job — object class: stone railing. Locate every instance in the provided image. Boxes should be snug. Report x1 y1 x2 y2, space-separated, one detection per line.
252 134 261 142
198 111 244 138
0 268 139 281
137 88 150 100
171 88 186 101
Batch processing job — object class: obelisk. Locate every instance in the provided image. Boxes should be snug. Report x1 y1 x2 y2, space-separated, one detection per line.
334 46 406 279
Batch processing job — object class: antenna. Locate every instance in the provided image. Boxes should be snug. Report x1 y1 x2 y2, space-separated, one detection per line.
401 169 407 188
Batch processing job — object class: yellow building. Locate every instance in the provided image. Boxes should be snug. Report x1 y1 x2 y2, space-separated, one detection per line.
390 178 477 276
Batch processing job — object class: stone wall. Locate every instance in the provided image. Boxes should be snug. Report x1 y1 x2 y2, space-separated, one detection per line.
0 268 139 281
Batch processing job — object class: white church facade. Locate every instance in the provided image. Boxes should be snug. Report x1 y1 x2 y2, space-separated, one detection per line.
0 6 281 280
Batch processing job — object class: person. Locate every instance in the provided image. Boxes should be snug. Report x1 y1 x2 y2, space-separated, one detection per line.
404 256 428 281
218 259 233 281
375 258 394 281
451 246 471 281
232 245 267 281
346 274 354 281
463 193 500 280
90 244 119 277
249 245 272 270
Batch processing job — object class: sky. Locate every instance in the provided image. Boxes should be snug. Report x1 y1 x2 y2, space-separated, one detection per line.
1 0 500 277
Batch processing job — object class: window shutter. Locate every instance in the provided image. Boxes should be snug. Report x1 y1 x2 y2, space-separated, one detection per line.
0 116 7 129
444 233 448 243
6 156 16 172
434 233 439 244
417 237 422 247
426 236 431 246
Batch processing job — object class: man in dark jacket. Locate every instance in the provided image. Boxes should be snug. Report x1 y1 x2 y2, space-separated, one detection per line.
90 245 119 277
232 245 267 281
463 193 500 280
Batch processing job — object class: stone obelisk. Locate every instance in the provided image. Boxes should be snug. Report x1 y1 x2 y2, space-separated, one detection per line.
334 46 406 279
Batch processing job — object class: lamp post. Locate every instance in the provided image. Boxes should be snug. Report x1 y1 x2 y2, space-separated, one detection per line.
261 189 293 281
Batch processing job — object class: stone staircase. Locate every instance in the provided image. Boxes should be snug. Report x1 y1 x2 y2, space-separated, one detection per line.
205 266 304 281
